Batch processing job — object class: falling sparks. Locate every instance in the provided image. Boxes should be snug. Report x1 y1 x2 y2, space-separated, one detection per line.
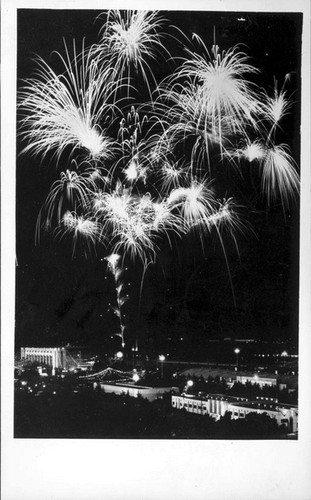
94 10 169 95
18 41 119 162
262 144 300 206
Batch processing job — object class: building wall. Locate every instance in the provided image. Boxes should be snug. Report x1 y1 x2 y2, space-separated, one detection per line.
236 375 277 387
21 347 67 370
96 383 176 402
172 395 232 420
228 402 298 432
172 395 298 432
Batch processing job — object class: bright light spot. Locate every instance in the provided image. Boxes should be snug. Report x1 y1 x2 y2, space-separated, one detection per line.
124 160 138 181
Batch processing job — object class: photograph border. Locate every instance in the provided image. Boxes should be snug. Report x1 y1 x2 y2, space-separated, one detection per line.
2 0 311 499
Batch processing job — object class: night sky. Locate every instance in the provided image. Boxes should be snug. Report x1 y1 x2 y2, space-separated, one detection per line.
15 9 302 354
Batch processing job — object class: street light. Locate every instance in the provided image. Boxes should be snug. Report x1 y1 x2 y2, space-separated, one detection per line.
133 373 140 383
184 379 194 394
234 348 240 370
159 355 165 379
281 351 288 368
116 351 123 360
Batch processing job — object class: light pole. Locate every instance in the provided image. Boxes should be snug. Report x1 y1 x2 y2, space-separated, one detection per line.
186 380 194 393
234 348 240 370
281 350 288 368
159 355 165 379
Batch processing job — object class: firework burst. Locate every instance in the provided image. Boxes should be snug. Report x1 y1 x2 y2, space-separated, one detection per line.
162 39 261 145
261 143 300 206
18 41 119 162
93 10 169 97
59 211 101 253
262 75 293 128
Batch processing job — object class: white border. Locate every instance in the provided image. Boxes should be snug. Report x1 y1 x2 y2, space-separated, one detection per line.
2 1 311 499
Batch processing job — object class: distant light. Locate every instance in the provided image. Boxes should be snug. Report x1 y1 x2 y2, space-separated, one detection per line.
237 17 246 22
234 348 240 354
159 355 165 362
281 351 288 357
133 373 140 383
116 351 123 359
187 380 194 387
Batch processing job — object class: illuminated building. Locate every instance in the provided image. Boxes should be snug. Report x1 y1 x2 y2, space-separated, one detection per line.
20 347 67 370
171 393 298 432
94 381 179 402
20 346 94 372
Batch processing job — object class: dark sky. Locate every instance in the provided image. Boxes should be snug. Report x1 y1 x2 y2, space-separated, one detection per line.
15 9 302 354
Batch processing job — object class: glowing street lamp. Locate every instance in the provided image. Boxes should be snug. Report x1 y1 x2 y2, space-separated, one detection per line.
133 373 140 383
159 354 165 379
281 350 288 368
234 348 240 369
186 380 194 388
116 351 123 360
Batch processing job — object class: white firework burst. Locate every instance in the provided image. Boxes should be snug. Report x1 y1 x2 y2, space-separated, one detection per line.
94 10 169 96
18 41 119 162
261 143 300 206
165 39 261 141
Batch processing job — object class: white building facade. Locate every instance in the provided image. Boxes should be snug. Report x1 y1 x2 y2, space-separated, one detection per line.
21 347 67 370
95 381 178 402
171 393 298 432
172 394 247 420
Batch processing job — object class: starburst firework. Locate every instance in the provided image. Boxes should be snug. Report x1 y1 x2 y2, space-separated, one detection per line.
18 41 119 162
93 10 169 97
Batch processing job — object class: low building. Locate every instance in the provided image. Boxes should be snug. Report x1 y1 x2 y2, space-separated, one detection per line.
228 400 298 433
236 374 277 387
172 394 248 420
21 347 67 370
95 381 179 402
171 393 298 432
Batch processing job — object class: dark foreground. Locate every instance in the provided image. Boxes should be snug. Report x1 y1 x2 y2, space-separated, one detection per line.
15 388 294 440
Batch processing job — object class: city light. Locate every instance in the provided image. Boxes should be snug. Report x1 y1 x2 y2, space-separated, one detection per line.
116 351 123 359
159 354 165 379
234 348 240 370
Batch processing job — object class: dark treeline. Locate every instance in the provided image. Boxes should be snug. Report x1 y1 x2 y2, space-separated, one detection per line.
15 388 288 439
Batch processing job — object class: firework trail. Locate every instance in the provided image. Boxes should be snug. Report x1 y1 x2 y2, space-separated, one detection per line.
105 253 128 348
